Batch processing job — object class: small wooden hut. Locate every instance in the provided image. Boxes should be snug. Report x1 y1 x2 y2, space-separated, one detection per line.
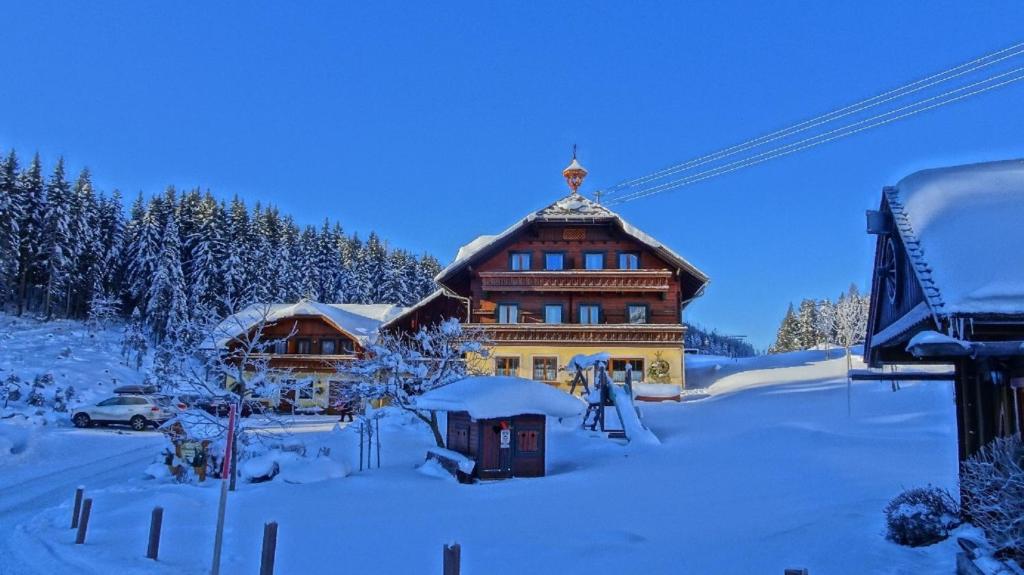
417 376 585 479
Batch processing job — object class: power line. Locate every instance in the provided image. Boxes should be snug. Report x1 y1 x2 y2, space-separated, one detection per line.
600 41 1024 198
607 70 1024 205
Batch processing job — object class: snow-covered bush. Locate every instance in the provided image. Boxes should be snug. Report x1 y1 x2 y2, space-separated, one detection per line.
884 486 960 547
2 374 22 406
961 436 1024 564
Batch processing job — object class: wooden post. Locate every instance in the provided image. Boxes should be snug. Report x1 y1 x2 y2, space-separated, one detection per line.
260 521 278 575
375 416 381 469
70 486 84 529
74 498 92 544
359 422 364 471
146 506 164 560
443 542 461 575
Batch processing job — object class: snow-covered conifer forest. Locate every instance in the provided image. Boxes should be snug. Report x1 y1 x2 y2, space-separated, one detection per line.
0 150 442 343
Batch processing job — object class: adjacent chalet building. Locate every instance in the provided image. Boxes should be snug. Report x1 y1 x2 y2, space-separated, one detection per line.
212 300 405 412
386 157 709 389
864 159 1024 461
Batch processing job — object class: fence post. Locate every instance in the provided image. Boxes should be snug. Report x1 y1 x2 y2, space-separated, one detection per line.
74 498 93 544
260 521 278 575
71 487 84 529
146 506 164 560
443 542 461 575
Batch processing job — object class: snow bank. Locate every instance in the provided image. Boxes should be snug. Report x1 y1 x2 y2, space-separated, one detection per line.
240 450 350 484
631 383 681 401
415 376 585 419
609 384 660 446
426 447 476 474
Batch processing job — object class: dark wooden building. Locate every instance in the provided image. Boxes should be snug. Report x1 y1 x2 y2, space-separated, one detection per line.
417 375 586 479
864 159 1024 462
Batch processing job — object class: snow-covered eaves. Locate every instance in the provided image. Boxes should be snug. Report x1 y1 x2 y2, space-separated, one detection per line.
434 192 709 289
415 375 586 419
888 158 1024 318
870 301 935 348
207 300 406 349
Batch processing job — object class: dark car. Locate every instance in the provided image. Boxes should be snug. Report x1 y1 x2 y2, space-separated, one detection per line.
195 395 262 418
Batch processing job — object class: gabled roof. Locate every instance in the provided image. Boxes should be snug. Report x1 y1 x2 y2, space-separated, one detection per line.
435 192 709 290
887 158 1024 317
208 300 406 349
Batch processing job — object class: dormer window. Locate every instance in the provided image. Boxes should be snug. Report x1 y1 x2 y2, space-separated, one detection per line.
509 252 531 271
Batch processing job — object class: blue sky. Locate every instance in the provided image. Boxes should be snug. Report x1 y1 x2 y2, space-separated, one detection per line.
2 2 1022 348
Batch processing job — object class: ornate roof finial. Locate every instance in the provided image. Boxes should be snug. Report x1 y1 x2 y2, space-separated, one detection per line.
562 144 588 195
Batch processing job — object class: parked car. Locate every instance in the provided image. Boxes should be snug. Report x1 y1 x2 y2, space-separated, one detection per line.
194 395 261 418
72 394 175 431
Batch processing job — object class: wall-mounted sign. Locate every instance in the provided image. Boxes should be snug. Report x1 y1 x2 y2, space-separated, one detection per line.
500 429 511 448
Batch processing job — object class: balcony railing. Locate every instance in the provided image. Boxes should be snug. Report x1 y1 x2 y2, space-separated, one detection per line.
468 323 684 345
478 270 673 293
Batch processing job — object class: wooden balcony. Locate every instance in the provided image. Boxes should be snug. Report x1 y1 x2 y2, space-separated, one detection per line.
478 270 673 293
469 323 684 345
245 353 360 372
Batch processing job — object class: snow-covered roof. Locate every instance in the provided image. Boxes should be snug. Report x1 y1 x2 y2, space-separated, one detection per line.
209 300 406 349
414 376 586 419
888 159 1024 316
869 301 935 348
435 192 709 287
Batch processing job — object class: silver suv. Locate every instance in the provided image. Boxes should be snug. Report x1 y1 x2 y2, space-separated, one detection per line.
72 395 174 431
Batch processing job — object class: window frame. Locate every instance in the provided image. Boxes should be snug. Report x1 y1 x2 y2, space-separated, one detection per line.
578 303 602 325
296 338 312 354
626 303 650 325
532 356 559 382
617 251 641 270
508 251 532 271
543 251 566 271
496 303 520 324
583 251 605 270
494 356 520 377
543 303 564 324
321 339 337 355
610 358 646 383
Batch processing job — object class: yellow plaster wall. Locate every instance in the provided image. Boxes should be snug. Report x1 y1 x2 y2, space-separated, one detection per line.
477 345 687 388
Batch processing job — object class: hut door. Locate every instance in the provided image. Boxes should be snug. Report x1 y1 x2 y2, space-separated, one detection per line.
481 419 513 478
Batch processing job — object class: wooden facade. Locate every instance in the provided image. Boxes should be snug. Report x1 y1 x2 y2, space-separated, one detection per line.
387 172 709 390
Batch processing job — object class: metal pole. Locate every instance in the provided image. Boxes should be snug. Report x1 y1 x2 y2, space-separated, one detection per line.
359 421 364 472
375 417 381 469
74 499 92 544
147 506 164 560
71 486 84 529
211 404 236 575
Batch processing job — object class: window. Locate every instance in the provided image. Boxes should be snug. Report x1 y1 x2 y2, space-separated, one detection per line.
509 252 531 271
584 252 604 270
321 339 336 354
544 252 564 270
296 339 311 354
497 304 519 324
494 357 519 377
627 304 648 324
618 252 640 270
339 339 355 354
532 357 558 382
272 340 288 354
97 398 122 407
516 429 540 453
298 381 315 400
126 397 149 405
578 304 601 324
610 359 645 383
544 304 563 324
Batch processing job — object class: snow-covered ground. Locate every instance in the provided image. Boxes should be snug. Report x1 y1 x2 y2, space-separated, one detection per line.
0 317 962 574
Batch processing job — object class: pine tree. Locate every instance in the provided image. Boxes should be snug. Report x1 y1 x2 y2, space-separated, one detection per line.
146 214 187 343
121 307 148 370
42 158 73 318
769 303 801 353
795 298 819 350
14 153 45 314
0 150 22 303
